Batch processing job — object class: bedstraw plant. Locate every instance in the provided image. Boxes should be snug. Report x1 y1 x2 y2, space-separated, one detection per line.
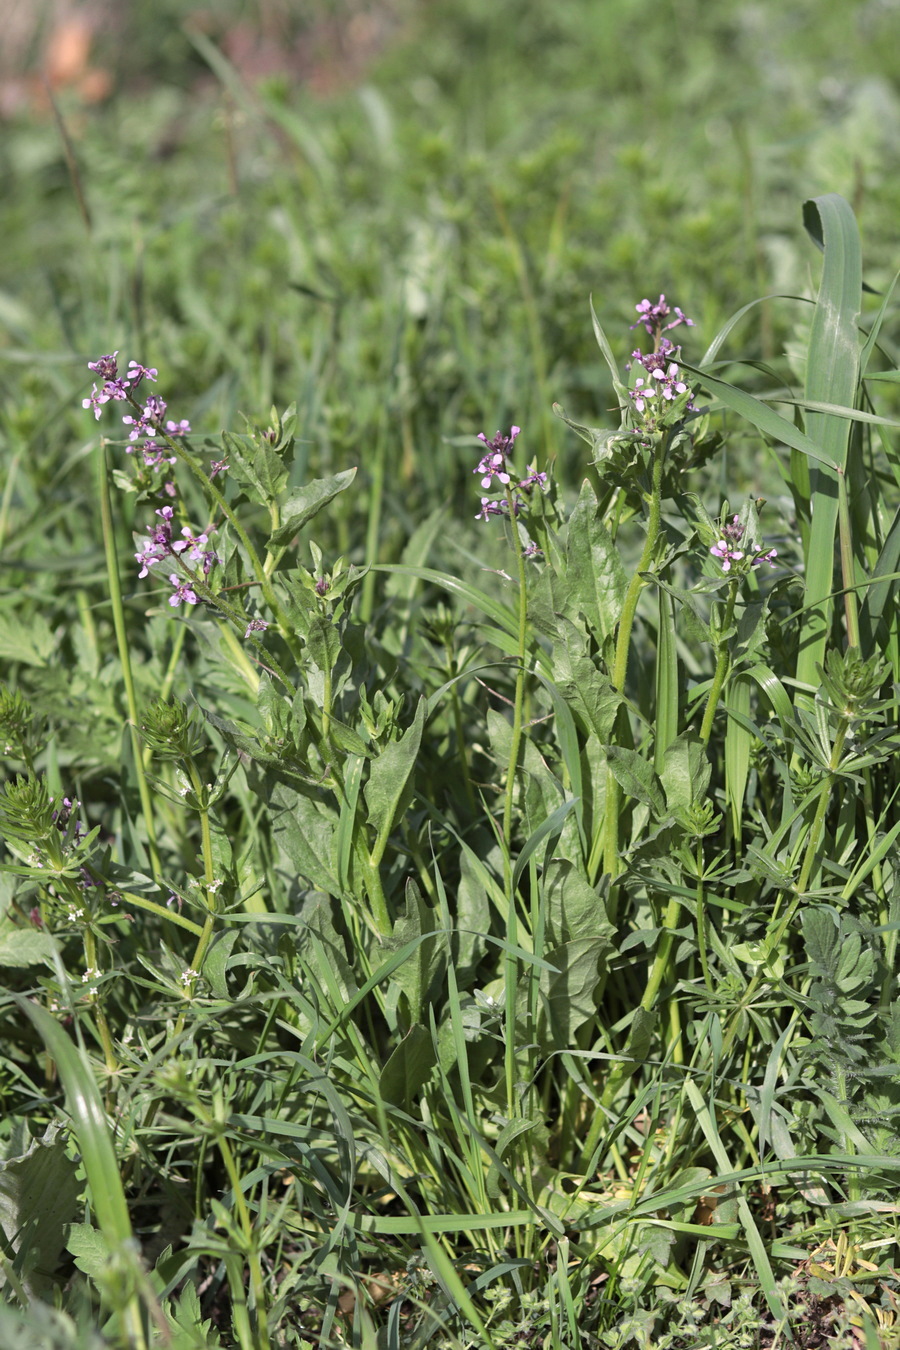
4 192 900 1348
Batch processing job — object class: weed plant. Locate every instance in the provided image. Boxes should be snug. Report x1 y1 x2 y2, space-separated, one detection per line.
3 187 900 1348
4 4 900 1348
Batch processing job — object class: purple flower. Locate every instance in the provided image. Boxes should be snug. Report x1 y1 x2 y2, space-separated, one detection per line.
473 424 545 523
710 539 744 572
244 619 269 639
123 395 168 441
135 506 177 576
135 540 166 578
629 376 656 414
710 529 777 573
631 295 695 337
168 574 198 607
140 442 177 469
518 467 548 491
144 395 167 422
653 363 688 400
88 353 119 381
83 384 111 419
165 418 191 437
474 426 520 489
210 460 229 479
126 361 158 388
475 450 512 489
174 526 210 562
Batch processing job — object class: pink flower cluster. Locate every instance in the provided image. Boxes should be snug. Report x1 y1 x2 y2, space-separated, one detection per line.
709 515 777 573
474 425 547 524
85 353 219 608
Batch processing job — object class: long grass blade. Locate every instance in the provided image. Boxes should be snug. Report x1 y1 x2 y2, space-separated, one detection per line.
795 195 862 687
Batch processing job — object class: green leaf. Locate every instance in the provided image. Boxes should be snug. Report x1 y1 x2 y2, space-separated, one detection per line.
0 921 55 968
534 937 607 1048
270 779 340 896
684 366 836 467
387 880 442 1024
796 194 863 691
565 480 628 642
268 468 357 549
659 732 710 815
623 1006 656 1065
0 611 55 667
606 746 665 817
67 1222 111 1281
0 1125 80 1296
547 615 622 741
552 403 624 462
202 929 240 999
654 587 679 774
221 429 289 503
378 1024 436 1108
373 564 519 641
364 697 425 848
305 613 342 675
724 675 752 842
590 296 631 408
541 859 613 949
302 895 358 1006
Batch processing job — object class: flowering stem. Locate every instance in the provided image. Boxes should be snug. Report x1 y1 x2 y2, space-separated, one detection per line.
123 389 302 667
502 494 531 852
360 419 387 624
173 760 221 1037
81 923 118 1076
699 580 740 745
97 441 162 882
695 837 713 993
596 436 666 897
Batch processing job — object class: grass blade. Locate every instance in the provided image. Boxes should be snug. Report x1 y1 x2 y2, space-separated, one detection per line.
795 195 862 688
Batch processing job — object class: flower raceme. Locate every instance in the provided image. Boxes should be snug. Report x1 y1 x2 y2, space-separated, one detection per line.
709 514 777 574
630 294 695 340
626 297 696 430
84 353 220 609
473 425 547 526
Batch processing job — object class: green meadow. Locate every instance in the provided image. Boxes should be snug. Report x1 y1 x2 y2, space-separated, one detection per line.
3 1 900 1345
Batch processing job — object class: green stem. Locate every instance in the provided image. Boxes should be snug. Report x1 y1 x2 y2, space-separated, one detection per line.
595 437 666 896
360 847 392 937
837 467 860 649
97 441 162 882
82 923 118 1076
695 837 713 994
174 760 221 1033
639 894 682 1016
360 420 386 624
699 581 739 746
502 496 531 852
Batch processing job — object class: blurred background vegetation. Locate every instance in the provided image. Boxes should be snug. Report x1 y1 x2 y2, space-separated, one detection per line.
1 0 900 693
